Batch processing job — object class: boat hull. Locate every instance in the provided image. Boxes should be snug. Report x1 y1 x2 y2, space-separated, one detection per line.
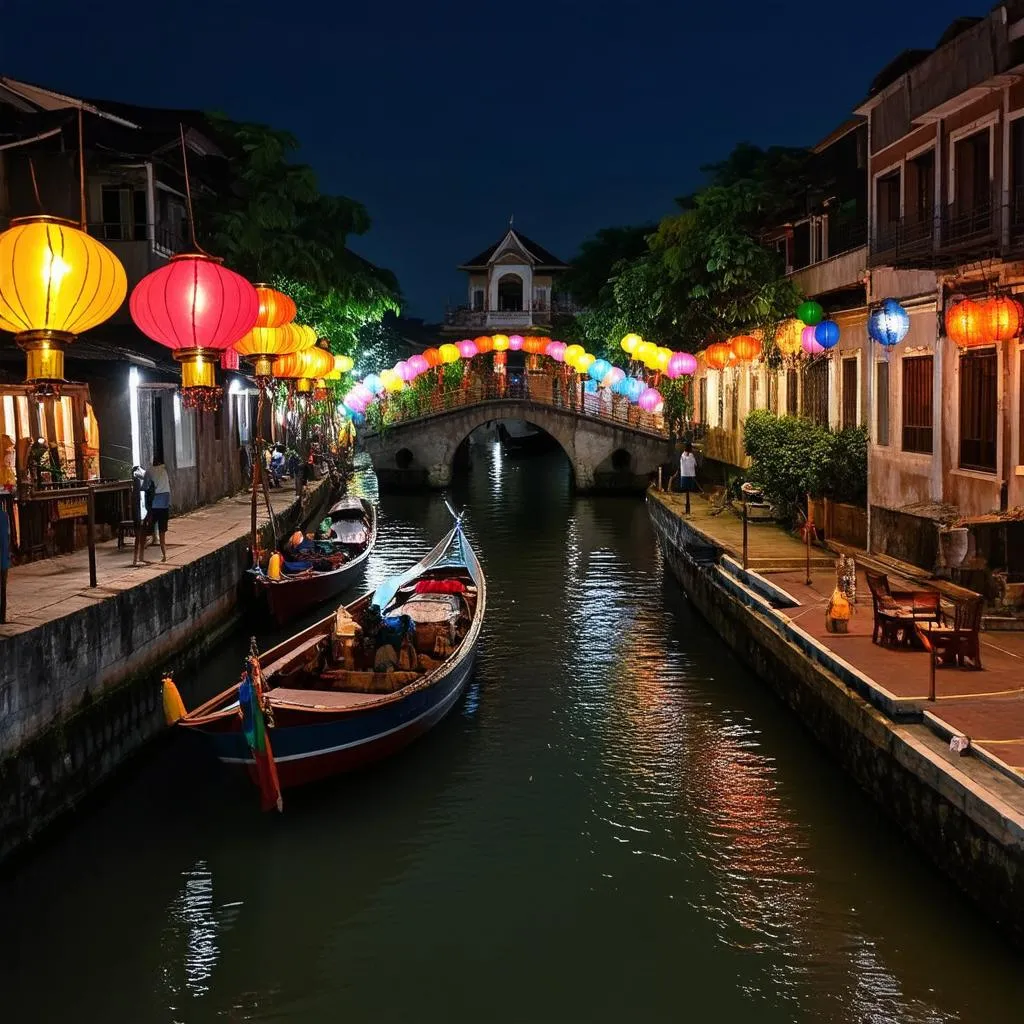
254 558 369 627
195 649 477 788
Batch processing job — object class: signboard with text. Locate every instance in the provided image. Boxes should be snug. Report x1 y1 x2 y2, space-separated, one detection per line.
56 497 88 520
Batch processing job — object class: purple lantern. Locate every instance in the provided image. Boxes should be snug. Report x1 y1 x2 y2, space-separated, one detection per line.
394 359 415 382
666 351 698 378
407 354 429 376
801 325 824 356
458 339 478 359
509 334 524 351
638 387 664 413
546 341 567 362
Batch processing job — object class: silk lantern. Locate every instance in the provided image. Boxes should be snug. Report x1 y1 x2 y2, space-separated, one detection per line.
775 318 804 357
730 335 761 363
509 334 524 351
439 343 460 364
705 342 732 370
796 300 824 326
620 333 642 355
981 295 1022 343
814 320 841 350
868 299 910 347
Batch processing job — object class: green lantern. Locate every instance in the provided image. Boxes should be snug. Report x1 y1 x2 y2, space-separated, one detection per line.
797 300 824 326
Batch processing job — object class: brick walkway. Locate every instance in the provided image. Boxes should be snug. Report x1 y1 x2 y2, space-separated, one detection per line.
0 480 323 640
655 490 1024 788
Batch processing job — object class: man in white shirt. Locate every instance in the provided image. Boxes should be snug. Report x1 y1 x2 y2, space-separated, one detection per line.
677 441 697 514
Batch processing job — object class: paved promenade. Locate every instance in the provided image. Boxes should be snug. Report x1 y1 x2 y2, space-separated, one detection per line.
655 489 1024 788
0 481 320 640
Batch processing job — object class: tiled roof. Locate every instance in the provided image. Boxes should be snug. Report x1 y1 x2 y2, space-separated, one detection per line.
460 229 568 269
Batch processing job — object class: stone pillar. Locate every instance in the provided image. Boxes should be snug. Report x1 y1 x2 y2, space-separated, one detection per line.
427 461 453 488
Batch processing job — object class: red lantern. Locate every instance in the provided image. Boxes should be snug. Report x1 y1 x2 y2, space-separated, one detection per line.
730 335 762 362
705 342 732 370
980 295 1021 343
130 254 259 409
945 298 987 348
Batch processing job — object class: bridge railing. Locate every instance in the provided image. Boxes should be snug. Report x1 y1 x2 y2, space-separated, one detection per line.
361 372 680 439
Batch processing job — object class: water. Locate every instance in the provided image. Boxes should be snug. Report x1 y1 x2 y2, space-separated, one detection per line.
1 442 1022 1023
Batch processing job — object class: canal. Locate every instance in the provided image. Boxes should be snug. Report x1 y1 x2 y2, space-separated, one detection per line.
1 440 1022 1023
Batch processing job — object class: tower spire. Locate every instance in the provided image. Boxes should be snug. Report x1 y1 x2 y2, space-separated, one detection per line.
509 213 514 228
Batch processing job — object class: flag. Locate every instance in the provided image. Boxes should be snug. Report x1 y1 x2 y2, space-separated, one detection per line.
239 660 283 813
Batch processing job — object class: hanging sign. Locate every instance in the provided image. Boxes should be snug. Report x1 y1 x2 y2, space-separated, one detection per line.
56 497 87 520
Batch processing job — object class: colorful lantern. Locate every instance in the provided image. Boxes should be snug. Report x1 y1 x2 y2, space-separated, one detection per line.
602 366 626 388
130 253 259 409
458 339 479 358
945 298 984 348
509 334 524 351
666 352 697 378
575 353 596 375
362 373 384 395
253 285 296 328
422 347 442 368
981 295 1022 343
801 325 824 356
868 298 910 347
563 343 585 365
221 349 240 371
395 360 415 382
705 342 732 370
775 318 805 357
654 346 672 372
334 354 354 374
729 335 762 363
814 320 841 350
638 387 664 413
0 215 127 390
379 368 404 393
490 334 508 352
624 377 645 402
234 322 305 377
796 300 824 326
588 358 613 382
546 340 567 362
271 346 335 382
620 333 642 355
439 343 460 364
635 341 657 367
407 354 429 376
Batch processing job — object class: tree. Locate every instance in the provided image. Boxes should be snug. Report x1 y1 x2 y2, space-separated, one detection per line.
561 224 656 308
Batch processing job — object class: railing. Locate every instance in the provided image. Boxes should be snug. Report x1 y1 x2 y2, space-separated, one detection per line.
360 372 675 440
826 214 868 258
444 301 585 327
87 222 188 254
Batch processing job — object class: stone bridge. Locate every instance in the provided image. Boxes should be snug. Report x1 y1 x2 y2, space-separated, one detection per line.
360 399 676 492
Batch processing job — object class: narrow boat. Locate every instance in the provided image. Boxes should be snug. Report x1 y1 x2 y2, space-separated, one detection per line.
172 514 484 802
252 496 377 626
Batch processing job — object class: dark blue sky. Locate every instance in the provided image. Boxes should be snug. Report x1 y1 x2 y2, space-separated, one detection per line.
2 1 971 318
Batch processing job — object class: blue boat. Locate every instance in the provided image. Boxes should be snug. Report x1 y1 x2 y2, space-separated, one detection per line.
177 515 484 792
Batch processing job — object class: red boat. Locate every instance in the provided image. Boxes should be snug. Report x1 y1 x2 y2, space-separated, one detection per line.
252 496 377 626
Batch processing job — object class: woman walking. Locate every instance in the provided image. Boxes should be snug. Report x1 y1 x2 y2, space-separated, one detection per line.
133 458 171 565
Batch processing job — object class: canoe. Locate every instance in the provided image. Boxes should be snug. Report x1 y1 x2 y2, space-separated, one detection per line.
176 518 485 795
252 497 377 626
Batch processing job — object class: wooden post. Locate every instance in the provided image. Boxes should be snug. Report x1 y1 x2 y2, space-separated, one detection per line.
805 492 813 586
657 467 662 492
742 501 749 571
86 488 97 588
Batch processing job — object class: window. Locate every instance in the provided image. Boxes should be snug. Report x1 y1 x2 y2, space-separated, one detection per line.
791 221 811 270
906 149 935 231
749 370 760 413
953 129 991 215
151 395 165 464
236 394 251 445
772 236 789 270
786 368 799 416
902 355 933 454
803 359 829 427
100 184 147 242
959 348 997 472
876 362 890 446
875 169 901 249
698 377 708 424
1012 119 1024 228
842 358 858 428
173 393 196 469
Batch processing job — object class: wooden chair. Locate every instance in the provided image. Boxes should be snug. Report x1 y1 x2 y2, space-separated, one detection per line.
865 570 941 646
921 595 984 670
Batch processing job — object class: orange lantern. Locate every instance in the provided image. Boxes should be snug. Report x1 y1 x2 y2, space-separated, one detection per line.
945 298 987 348
980 295 1021 343
272 346 335 381
422 347 442 368
473 335 493 353
775 318 804 357
254 285 296 328
730 334 762 362
704 342 732 370
234 322 306 376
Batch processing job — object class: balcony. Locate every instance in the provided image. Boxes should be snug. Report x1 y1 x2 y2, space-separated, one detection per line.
445 300 584 330
87 222 189 285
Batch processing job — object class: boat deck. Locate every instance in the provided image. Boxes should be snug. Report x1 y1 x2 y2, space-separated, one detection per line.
270 687 385 711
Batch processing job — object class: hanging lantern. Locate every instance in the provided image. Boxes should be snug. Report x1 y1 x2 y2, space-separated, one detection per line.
775 318 805 357
488 334 507 352
407 354 429 377
379 368 403 393
602 366 626 388
221 349 240 371
395 360 415 382
271 346 335 382
796 300 824 326
868 298 910 347
624 378 645 402
705 342 732 370
546 340 567 362
635 341 657 366
523 336 545 355
980 295 1022 343
576 353 596 375
814 320 841 350
620 333 642 355
508 334 524 351
730 335 762 363
588 358 613 382
0 215 127 393
234 322 305 376
362 373 384 395
422 347 442 368
638 387 664 413
563 343 584 365
666 352 697 378
253 284 296 328
801 325 825 356
654 346 672 372
334 354 354 374
130 253 259 410
439 343 461 364
458 339 479 358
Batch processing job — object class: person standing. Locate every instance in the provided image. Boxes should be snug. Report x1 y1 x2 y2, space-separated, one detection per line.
677 441 697 515
133 458 171 565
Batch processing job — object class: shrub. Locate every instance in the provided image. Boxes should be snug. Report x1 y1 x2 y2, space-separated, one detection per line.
743 410 866 522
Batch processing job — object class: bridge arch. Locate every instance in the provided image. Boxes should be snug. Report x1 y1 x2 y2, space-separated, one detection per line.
360 398 674 493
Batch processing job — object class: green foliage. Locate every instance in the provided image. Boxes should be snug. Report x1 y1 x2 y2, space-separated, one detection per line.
562 224 656 308
660 378 693 438
743 410 867 523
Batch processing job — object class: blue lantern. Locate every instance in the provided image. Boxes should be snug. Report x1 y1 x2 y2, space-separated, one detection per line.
583 379 598 394
588 358 612 382
814 319 841 350
625 377 645 402
362 373 384 395
868 299 910 347
351 411 366 427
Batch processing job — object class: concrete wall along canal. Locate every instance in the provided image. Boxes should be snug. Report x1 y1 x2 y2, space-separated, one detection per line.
647 492 1024 946
0 479 335 864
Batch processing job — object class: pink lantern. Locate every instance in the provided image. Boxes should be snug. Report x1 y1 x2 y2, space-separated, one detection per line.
601 366 626 388
458 339 479 359
509 334 524 351
546 340 567 362
801 325 824 356
638 387 664 413
666 351 697 378
395 359 415 382
408 354 429 376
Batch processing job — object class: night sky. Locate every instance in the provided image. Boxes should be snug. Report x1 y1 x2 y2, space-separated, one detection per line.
2 1 973 318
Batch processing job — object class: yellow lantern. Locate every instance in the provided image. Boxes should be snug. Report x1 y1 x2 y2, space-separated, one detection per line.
620 333 642 355
775 318 804 357
439 343 460 364
296 377 313 394
575 353 595 375
234 322 305 376
635 341 657 366
563 343 585 365
654 346 672 372
492 334 510 351
271 346 334 381
295 324 318 350
0 215 127 388
334 354 354 374
380 368 404 393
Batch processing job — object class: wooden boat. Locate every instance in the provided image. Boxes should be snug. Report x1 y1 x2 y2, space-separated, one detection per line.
175 517 485 796
252 496 377 626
